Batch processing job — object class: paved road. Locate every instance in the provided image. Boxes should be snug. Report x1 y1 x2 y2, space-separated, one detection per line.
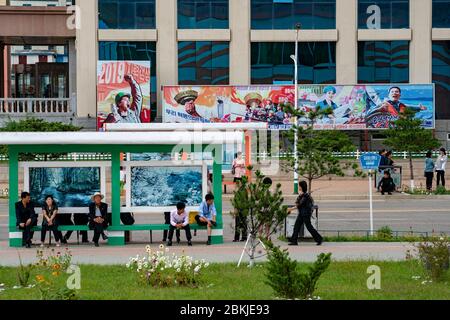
1 198 449 244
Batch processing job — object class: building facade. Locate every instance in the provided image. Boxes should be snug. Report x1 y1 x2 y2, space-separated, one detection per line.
0 0 449 149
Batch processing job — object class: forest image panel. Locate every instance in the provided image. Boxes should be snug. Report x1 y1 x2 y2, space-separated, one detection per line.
29 167 101 207
131 166 203 207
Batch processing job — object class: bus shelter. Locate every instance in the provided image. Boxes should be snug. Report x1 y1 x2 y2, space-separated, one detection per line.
3 131 243 247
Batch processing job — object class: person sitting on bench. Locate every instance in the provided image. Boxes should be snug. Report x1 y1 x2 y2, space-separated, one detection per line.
88 192 109 247
15 192 37 248
40 195 62 247
195 194 217 245
167 202 192 247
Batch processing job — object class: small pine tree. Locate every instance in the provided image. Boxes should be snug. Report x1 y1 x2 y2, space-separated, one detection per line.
384 109 440 190
285 106 358 192
264 240 332 300
231 169 289 267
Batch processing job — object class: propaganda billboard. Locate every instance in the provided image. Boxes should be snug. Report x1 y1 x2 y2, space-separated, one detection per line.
162 84 434 130
97 61 151 130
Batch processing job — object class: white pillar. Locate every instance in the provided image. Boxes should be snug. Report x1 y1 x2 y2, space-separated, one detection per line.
336 0 358 84
410 0 432 83
229 0 251 85
156 0 178 121
76 0 98 118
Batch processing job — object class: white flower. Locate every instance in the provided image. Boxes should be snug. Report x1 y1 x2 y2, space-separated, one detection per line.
159 244 165 249
126 263 130 268
177 268 181 273
194 266 200 273
194 260 199 265
12 286 21 289
204 263 210 268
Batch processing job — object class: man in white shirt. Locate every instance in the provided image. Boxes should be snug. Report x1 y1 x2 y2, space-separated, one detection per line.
168 202 192 246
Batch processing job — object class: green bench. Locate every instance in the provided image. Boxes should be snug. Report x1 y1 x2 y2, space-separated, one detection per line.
29 223 221 245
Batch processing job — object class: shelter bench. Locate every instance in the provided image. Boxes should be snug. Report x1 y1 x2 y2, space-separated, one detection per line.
28 223 222 245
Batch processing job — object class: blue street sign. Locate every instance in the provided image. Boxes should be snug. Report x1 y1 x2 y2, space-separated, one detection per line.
360 153 382 170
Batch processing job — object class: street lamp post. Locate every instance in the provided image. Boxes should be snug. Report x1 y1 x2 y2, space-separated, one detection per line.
290 24 300 194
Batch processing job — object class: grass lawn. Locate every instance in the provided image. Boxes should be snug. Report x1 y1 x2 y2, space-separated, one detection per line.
0 260 449 300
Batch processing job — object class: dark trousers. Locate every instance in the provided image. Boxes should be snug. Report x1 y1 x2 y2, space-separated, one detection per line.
234 211 247 241
163 212 180 242
425 172 434 191
41 224 62 242
381 185 395 194
195 215 217 227
168 225 192 242
291 214 323 244
436 170 445 187
64 214 88 242
90 221 108 244
19 216 37 245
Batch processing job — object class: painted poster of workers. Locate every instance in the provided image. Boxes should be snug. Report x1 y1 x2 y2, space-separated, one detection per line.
97 61 151 130
162 84 434 130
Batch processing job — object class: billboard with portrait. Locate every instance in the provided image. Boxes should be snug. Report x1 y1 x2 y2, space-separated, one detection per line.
162 84 434 130
97 61 151 130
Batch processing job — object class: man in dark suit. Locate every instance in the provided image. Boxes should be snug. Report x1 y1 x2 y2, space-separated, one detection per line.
88 192 109 247
15 192 37 248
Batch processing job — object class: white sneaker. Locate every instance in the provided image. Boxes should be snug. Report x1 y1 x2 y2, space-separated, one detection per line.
56 243 61 247
40 243 44 248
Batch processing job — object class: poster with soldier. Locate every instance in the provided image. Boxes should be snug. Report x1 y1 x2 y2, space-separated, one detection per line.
97 61 151 130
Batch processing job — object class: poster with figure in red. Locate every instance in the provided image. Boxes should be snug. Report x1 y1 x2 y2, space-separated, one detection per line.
97 61 151 131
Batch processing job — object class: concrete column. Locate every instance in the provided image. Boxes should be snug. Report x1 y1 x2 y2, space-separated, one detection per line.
229 0 251 85
76 0 98 118
410 0 432 83
156 0 178 121
68 39 77 112
336 0 358 84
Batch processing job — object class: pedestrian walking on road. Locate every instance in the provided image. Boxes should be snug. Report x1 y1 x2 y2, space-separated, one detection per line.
424 151 435 193
436 148 447 188
287 181 323 246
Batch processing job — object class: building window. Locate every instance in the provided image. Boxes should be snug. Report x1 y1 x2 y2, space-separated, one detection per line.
433 0 450 28
178 41 229 85
178 0 229 29
358 0 409 29
251 0 336 30
98 41 157 119
433 41 450 119
251 42 336 84
358 41 409 83
98 0 156 29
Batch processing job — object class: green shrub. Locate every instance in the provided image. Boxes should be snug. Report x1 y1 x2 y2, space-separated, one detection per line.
416 236 450 282
376 226 393 240
264 240 331 300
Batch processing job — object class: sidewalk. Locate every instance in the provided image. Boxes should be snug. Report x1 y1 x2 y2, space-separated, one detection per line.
0 240 414 266
223 179 449 200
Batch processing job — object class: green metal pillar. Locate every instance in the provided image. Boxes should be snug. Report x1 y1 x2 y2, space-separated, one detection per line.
9 146 21 247
212 144 224 244
109 151 124 246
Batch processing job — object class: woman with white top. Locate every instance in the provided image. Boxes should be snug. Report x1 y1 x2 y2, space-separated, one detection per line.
232 152 246 182
436 148 447 188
